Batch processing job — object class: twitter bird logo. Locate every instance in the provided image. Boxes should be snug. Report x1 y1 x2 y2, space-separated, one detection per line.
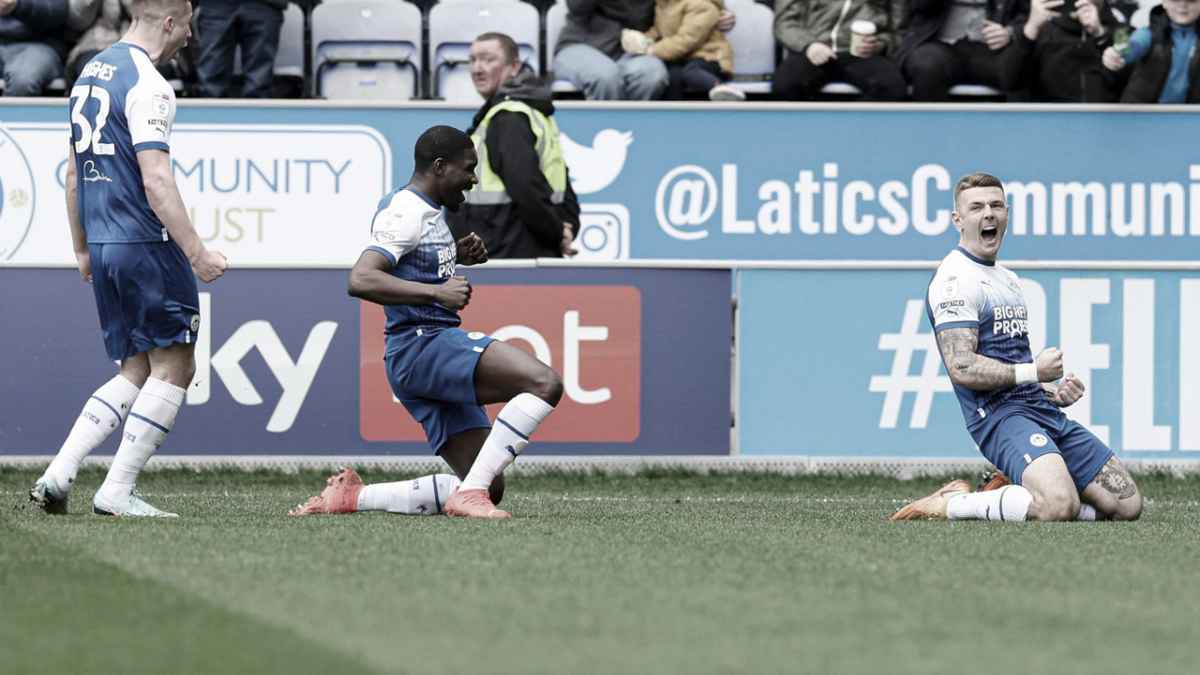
559 129 633 195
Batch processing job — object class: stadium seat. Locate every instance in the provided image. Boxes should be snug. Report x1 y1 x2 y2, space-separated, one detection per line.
275 3 306 81
311 0 422 100
723 0 775 95
545 1 579 95
428 0 540 103
948 83 1003 98
819 82 862 96
819 82 1004 99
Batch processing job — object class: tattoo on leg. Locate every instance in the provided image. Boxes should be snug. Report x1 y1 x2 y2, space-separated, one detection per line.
1095 460 1137 500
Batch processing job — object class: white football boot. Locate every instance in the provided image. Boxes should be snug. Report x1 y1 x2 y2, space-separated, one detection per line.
93 489 178 518
29 474 71 515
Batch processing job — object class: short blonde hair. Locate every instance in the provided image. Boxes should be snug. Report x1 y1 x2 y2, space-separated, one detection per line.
138 0 190 20
953 172 1004 209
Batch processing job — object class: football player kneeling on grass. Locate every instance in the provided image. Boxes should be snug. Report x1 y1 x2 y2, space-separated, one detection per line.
890 173 1143 523
290 126 564 520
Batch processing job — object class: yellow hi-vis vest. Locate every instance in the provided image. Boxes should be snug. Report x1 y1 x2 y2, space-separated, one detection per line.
463 100 567 206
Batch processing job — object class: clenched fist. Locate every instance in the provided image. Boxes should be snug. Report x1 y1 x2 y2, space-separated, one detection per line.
435 275 472 311
455 233 488 266
192 249 228 283
1035 347 1064 382
1050 373 1086 407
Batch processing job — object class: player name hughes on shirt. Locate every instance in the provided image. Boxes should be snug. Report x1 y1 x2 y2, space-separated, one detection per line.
71 42 176 244
364 187 463 334
926 247 1050 431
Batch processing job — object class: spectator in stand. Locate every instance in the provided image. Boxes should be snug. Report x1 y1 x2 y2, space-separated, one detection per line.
66 0 136 88
771 0 907 100
1103 0 1200 103
553 0 735 100
447 32 580 258
0 0 66 96
194 0 285 97
619 0 744 100
998 0 1124 102
897 0 1030 101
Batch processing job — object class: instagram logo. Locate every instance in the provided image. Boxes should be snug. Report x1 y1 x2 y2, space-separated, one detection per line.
574 203 630 261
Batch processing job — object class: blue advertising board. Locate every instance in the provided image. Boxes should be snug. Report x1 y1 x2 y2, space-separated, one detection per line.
737 268 1200 459
0 267 731 456
2 102 1198 265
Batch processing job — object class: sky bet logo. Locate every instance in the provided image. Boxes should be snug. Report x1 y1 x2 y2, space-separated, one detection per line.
188 293 338 432
359 286 642 443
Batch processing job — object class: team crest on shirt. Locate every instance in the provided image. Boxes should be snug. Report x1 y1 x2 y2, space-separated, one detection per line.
190 314 201 333
0 128 37 261
1029 433 1048 448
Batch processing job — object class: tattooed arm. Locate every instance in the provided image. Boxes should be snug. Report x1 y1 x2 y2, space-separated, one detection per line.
935 327 1021 391
937 327 1065 391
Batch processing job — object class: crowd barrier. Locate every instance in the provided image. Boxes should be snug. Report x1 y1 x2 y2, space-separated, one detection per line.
0 265 731 456
737 265 1200 461
4 101 1200 266
3 260 1197 468
3 101 1197 470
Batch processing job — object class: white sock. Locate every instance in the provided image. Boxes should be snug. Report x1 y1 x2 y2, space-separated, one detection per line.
460 393 554 492
946 485 1033 521
45 374 141 489
1077 504 1099 521
356 474 461 514
98 378 184 499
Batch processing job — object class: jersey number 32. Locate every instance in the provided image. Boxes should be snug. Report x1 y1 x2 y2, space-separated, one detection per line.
69 85 116 156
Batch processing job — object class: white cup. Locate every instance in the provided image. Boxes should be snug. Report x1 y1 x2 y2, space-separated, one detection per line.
850 20 877 55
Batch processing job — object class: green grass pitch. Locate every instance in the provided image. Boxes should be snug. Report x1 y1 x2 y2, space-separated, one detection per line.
3 468 1199 675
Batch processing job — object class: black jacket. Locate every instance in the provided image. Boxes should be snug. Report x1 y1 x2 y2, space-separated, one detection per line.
447 72 581 259
555 0 655 59
998 13 1124 102
199 0 289 9
895 0 1029 66
1120 6 1200 103
0 0 67 54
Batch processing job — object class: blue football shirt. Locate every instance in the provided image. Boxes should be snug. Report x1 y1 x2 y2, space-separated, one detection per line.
363 186 462 333
69 42 176 244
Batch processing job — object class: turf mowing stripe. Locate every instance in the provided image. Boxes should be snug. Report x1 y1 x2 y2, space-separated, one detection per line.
0 521 385 675
3 471 1199 675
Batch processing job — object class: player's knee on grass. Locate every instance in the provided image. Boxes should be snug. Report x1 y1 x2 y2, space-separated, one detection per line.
1115 487 1143 521
1094 485 1143 521
1028 485 1080 522
1083 459 1144 521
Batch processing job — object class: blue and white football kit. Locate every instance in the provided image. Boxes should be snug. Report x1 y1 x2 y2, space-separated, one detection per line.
365 187 494 452
927 247 1111 490
70 42 199 361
